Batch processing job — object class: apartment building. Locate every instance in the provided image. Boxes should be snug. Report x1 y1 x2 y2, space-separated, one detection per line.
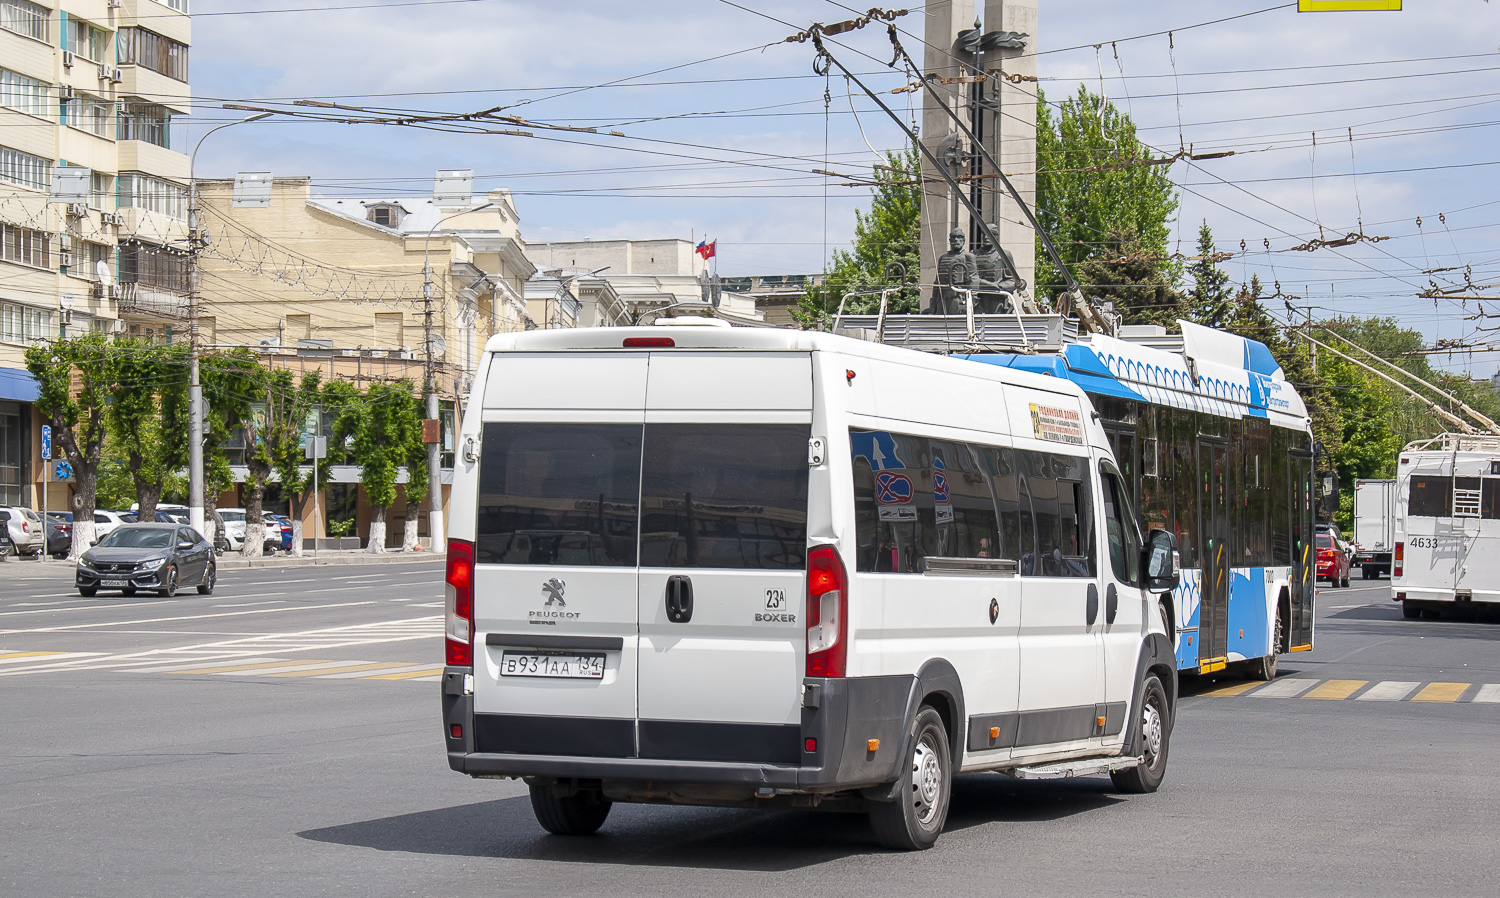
0 0 191 509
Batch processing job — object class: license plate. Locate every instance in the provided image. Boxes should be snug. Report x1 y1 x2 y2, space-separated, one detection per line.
499 651 605 679
101 579 129 587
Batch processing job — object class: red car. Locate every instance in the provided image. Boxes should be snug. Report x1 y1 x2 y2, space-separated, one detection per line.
1316 532 1350 588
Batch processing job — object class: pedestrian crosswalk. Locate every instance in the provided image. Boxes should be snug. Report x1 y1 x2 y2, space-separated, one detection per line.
1197 677 1500 703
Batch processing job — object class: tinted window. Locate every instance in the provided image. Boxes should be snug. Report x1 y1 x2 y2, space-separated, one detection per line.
1101 468 1141 586
1482 478 1500 520
1407 476 1451 518
1315 534 1332 549
475 423 642 566
640 424 808 570
99 528 172 549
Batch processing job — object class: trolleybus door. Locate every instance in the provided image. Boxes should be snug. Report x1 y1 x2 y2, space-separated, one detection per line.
1288 454 1315 650
1196 441 1231 673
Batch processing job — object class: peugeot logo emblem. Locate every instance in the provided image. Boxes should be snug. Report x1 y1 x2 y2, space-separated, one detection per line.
542 578 567 607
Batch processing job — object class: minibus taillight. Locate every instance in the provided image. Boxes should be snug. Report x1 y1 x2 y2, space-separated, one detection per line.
623 336 675 348
1393 541 1404 578
806 545 848 678
446 539 475 667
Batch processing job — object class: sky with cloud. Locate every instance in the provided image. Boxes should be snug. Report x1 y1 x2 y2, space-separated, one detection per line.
182 0 1500 375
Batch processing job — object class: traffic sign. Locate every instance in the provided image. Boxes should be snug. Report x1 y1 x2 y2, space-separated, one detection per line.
874 471 913 505
850 430 905 472
40 425 51 460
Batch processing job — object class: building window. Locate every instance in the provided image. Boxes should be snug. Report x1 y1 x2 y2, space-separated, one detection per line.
153 0 188 12
0 67 49 118
117 102 170 147
0 0 48 43
0 145 49 191
117 172 187 220
62 94 111 138
90 171 113 209
119 241 188 292
0 302 54 344
367 204 403 228
118 27 189 82
80 241 113 280
64 18 110 64
0 222 49 269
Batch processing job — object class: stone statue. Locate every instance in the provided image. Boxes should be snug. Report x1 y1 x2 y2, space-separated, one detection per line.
931 228 975 315
971 238 1024 313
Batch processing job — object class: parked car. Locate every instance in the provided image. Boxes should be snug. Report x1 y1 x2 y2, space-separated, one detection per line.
46 513 72 558
93 510 136 542
0 507 45 556
146 506 228 553
217 508 247 552
75 523 216 598
1316 531 1351 587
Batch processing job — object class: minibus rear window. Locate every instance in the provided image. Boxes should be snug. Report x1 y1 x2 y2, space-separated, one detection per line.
1407 476 1451 518
475 423 642 566
639 424 809 570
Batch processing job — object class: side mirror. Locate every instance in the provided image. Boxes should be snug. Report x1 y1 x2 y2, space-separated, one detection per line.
1142 528 1180 593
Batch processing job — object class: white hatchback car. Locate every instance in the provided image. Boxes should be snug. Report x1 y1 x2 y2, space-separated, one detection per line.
0 507 45 556
92 510 135 541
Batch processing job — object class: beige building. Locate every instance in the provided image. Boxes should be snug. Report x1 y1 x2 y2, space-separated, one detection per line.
0 0 192 512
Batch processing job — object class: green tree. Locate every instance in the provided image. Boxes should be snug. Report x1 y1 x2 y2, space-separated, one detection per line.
269 371 326 556
106 339 188 521
1186 221 1232 328
331 380 424 553
795 142 921 327
1035 85 1179 308
26 334 112 557
200 349 259 548
400 405 431 552
1073 228 1185 329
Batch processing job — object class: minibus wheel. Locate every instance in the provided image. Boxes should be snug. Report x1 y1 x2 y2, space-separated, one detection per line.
528 782 612 835
1402 601 1422 619
868 705 951 850
1111 674 1171 794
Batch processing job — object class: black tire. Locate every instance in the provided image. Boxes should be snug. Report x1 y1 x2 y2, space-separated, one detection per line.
78 586 97 597
1422 607 1441 620
1111 674 1171 794
528 783 612 836
1245 611 1281 681
197 563 216 595
1340 572 1350 588
868 706 952 851
1402 600 1422 619
158 565 178 598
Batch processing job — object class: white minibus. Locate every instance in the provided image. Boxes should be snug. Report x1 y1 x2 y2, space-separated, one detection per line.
440 322 1180 850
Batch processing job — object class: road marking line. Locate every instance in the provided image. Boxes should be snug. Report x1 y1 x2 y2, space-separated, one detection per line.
316 663 432 679
170 659 331 675
364 667 444 680
265 661 401 678
1473 684 1500 703
1411 682 1471 703
0 600 375 634
0 651 68 661
1250 678 1318 698
1357 681 1420 702
1199 680 1264 697
1304 679 1368 700
408 675 441 682
119 657 285 673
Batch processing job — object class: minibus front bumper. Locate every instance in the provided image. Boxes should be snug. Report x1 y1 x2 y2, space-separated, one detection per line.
440 669 917 794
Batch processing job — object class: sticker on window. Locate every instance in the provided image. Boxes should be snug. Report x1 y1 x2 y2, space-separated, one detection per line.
1028 403 1084 445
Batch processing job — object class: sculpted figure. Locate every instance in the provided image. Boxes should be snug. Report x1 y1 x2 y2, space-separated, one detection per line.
932 228 975 315
972 238 1024 313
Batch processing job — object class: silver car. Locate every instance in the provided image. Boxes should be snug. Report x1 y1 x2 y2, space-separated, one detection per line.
0 507 45 556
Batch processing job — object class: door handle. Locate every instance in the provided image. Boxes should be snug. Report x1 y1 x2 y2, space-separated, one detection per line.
1105 583 1119 625
665 575 694 623
1086 583 1100 626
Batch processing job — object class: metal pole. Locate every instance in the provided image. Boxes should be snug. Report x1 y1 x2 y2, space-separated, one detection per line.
187 111 270 540
41 456 48 564
421 202 493 554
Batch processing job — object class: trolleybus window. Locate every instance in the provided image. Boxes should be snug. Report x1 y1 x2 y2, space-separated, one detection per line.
474 423 642 566
1407 476 1452 518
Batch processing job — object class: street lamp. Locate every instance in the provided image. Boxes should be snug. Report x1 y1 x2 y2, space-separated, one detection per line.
421 200 494 553
186 110 272 539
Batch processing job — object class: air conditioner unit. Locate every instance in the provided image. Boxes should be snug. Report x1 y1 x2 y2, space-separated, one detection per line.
59 249 74 267
100 66 122 84
109 318 128 333
67 203 89 219
396 350 417 360
62 85 75 99
62 50 75 68
107 0 123 8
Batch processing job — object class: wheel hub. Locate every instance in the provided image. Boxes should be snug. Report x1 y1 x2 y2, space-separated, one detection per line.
911 738 943 823
1141 704 1162 766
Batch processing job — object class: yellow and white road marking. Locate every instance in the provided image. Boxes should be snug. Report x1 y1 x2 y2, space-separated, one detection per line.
1304 679 1368 700
1411 682 1470 703
1356 681 1420 702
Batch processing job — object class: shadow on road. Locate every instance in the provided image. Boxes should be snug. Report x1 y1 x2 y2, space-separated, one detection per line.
297 775 1122 870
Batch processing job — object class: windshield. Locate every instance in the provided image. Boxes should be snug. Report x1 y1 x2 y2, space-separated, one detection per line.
97 528 173 549
1316 534 1332 549
220 511 245 523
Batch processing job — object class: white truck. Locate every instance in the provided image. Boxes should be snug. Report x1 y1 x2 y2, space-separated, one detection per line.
1392 434 1500 618
1351 479 1395 579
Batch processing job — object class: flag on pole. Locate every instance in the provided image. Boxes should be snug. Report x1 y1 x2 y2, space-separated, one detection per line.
696 239 717 260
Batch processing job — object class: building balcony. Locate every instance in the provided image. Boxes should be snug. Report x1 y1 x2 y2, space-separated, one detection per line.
117 282 188 320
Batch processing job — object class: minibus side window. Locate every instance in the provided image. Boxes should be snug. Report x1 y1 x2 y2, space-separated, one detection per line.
639 423 809 570
1101 468 1142 586
1407 476 1452 517
475 423 641 566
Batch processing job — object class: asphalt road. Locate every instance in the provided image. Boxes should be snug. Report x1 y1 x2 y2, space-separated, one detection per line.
2 563 1497 898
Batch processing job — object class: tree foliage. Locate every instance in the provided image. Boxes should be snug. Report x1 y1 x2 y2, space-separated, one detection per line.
25 334 112 556
1035 85 1179 308
1186 221 1232 329
269 371 326 556
106 339 188 521
795 142 921 327
330 380 425 553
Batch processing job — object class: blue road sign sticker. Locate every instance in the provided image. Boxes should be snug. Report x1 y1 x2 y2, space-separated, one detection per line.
850 431 905 472
933 470 950 504
875 471 914 505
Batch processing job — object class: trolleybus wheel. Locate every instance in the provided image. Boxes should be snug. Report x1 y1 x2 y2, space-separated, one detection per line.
1246 612 1281 681
868 705 951 851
